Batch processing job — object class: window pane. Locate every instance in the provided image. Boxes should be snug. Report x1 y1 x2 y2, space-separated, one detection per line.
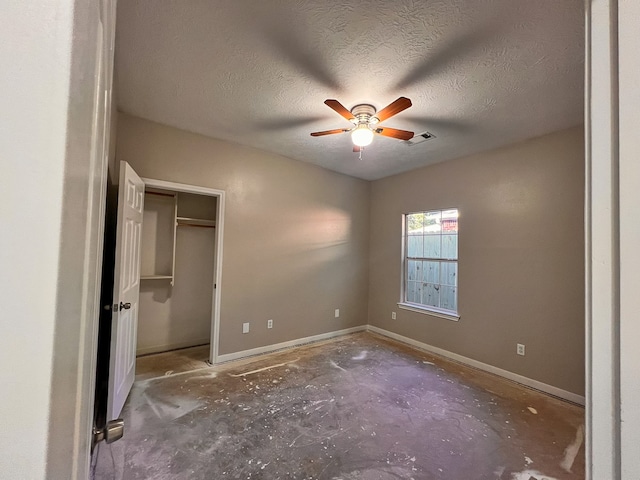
440 285 457 311
407 213 424 235
406 281 416 303
422 283 440 308
424 211 441 233
403 209 458 313
407 235 423 257
424 234 441 257
407 260 420 281
422 261 440 283
440 262 457 286
441 234 457 260
442 210 458 233
406 281 420 304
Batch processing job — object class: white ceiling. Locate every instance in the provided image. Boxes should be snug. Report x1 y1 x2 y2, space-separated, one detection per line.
115 0 584 180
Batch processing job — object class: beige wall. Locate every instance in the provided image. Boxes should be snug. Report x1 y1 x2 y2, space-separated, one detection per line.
118 114 584 395
117 113 370 355
368 126 585 396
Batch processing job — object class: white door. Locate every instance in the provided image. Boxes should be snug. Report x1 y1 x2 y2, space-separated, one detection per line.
107 161 145 420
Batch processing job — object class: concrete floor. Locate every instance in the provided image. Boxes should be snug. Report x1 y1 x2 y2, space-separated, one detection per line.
93 332 584 480
135 345 211 382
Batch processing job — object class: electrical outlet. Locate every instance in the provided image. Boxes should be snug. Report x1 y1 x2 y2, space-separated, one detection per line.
267 319 273 329
242 322 250 334
517 343 525 356
335 309 340 318
391 311 397 320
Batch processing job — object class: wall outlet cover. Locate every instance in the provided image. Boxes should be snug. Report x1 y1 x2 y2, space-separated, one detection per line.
391 311 397 320
267 319 273 329
242 322 250 334
517 343 525 356
335 309 340 318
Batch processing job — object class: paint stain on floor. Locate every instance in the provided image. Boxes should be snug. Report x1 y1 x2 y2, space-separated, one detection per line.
93 333 584 480
135 344 211 382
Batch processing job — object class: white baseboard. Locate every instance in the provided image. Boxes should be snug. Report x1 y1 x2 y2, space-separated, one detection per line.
137 338 210 357
215 326 367 364
367 325 585 406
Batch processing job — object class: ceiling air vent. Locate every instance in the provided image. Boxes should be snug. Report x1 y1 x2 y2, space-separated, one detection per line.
403 131 435 146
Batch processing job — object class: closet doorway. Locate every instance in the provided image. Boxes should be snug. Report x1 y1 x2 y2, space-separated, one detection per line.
136 178 224 379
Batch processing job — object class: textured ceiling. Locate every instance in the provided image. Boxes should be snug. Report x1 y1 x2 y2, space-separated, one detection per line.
115 0 584 180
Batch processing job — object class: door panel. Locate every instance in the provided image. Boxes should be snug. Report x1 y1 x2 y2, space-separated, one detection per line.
107 161 144 420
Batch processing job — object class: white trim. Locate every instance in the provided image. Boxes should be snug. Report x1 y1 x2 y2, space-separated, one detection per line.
141 177 225 366
618 1 640 476
367 325 585 406
136 339 210 357
216 326 367 364
212 190 225 364
586 2 623 478
397 302 460 321
141 178 225 197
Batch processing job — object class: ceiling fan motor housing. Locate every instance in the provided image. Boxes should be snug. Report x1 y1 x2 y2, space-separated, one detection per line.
350 104 378 125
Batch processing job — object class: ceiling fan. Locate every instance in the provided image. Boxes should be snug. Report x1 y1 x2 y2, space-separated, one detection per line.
310 97 414 151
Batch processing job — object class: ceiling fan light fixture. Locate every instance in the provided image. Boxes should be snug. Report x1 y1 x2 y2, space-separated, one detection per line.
351 124 374 147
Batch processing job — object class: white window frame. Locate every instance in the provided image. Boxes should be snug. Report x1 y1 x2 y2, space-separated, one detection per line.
398 209 460 321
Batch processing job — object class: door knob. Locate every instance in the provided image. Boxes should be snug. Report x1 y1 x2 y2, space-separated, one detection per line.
119 302 131 311
92 419 124 451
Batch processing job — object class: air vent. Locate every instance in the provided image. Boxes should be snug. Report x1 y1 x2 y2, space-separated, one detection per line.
403 131 435 146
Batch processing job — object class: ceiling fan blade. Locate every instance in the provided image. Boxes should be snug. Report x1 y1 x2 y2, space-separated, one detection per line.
324 99 356 122
373 97 412 123
374 127 414 140
310 128 351 137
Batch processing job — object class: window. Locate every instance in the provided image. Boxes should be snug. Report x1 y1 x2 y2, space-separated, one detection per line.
401 209 459 319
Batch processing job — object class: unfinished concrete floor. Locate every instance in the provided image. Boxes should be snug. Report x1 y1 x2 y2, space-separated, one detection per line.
135 345 211 382
93 332 584 480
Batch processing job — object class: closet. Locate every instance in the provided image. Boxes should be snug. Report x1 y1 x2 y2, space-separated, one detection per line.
137 188 217 357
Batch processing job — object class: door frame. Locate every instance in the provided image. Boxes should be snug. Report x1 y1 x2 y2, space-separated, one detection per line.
44 0 116 478
586 0 640 477
140 177 225 364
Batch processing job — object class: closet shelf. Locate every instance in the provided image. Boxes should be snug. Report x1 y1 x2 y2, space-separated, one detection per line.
176 217 216 227
141 275 174 280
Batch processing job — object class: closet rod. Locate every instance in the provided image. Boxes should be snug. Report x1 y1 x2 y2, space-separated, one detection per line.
145 191 176 197
177 223 216 229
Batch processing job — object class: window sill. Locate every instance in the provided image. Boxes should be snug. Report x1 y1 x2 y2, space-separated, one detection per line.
397 303 460 322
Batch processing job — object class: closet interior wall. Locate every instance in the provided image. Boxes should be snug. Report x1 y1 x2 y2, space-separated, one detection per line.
137 190 217 355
